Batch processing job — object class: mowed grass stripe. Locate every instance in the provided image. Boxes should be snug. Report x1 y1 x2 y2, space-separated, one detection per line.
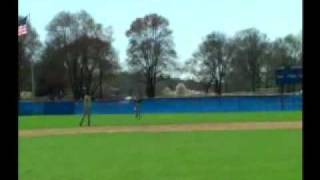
19 129 302 180
19 111 302 130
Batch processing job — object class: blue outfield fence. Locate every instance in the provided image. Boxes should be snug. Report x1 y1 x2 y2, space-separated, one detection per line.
19 101 75 115
19 95 302 115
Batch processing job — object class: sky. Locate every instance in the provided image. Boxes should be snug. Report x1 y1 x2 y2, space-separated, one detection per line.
19 0 302 69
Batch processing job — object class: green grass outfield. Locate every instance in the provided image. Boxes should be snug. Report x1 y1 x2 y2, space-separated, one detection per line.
19 111 302 129
19 129 302 180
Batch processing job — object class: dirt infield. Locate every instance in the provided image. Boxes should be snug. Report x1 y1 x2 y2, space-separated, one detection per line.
19 121 302 138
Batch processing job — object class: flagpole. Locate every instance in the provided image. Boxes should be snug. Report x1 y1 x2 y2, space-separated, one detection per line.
27 13 36 100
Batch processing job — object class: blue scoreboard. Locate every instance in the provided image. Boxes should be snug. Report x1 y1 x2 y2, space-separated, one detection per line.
276 66 302 85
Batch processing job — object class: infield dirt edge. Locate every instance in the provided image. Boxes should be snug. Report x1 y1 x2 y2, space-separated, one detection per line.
19 121 302 138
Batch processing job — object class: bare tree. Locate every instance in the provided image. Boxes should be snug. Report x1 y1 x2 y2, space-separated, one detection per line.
260 33 302 91
45 10 119 100
126 13 177 98
35 43 68 98
186 32 234 95
231 28 269 92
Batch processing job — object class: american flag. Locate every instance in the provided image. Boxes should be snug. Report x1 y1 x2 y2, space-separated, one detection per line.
18 16 28 36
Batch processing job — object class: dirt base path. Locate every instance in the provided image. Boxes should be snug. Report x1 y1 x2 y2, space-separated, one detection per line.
19 121 302 138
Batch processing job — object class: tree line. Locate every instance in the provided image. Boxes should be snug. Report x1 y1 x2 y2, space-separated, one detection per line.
18 11 302 100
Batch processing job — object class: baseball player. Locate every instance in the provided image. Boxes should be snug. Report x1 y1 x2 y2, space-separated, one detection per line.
80 93 92 126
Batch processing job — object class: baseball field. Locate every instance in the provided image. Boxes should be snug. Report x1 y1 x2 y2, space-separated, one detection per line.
19 111 302 180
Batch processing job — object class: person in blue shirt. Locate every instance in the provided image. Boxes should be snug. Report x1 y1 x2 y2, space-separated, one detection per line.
134 96 142 119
